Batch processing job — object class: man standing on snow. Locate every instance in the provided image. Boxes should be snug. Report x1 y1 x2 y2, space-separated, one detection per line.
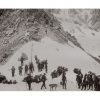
29 62 34 74
25 74 33 90
45 60 48 73
41 73 47 90
25 64 28 75
11 66 15 77
18 66 23 76
62 72 67 89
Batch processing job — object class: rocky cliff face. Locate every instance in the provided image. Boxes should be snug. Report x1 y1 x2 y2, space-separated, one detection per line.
0 9 100 65
50 9 100 63
51 9 100 31
0 9 69 65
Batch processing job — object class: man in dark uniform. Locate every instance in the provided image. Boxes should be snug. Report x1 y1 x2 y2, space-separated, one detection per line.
62 72 67 89
94 75 100 91
76 72 83 89
45 60 48 73
26 74 33 90
29 62 34 74
20 57 24 66
25 64 28 75
82 74 88 90
41 73 47 90
18 66 23 76
11 66 15 77
87 72 94 90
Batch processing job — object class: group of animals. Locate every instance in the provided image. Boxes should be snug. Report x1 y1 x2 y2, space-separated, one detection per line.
51 66 68 79
23 66 68 91
74 68 100 91
0 58 100 91
34 55 48 73
23 74 43 83
0 74 17 84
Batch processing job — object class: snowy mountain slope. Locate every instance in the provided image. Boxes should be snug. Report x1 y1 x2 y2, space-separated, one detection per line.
51 9 100 62
0 9 100 68
0 9 69 65
0 37 100 90
0 9 100 91
1 37 100 79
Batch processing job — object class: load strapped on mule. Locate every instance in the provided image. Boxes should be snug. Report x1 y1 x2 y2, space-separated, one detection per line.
73 68 83 89
33 74 42 83
0 74 6 83
23 74 33 83
57 66 68 76
51 66 68 79
51 70 58 79
73 68 81 75
23 74 43 84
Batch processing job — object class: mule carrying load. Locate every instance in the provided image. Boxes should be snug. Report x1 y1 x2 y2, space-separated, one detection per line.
73 68 81 75
23 74 43 84
0 74 6 83
33 74 43 83
73 68 83 89
34 55 48 73
51 66 68 79
23 73 46 90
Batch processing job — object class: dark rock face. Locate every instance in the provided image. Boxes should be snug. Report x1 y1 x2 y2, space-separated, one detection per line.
0 9 100 65
0 9 68 65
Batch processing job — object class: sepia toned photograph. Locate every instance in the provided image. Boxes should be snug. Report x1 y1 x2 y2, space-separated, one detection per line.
0 9 100 91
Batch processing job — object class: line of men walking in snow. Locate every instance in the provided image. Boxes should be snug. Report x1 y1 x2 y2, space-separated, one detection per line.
74 68 100 91
11 63 67 91
10 55 48 77
10 64 100 91
9 53 100 91
11 62 34 77
23 71 67 91
10 54 50 90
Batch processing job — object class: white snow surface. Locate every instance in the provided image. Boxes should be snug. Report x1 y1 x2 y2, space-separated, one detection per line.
53 11 100 57
0 37 100 91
